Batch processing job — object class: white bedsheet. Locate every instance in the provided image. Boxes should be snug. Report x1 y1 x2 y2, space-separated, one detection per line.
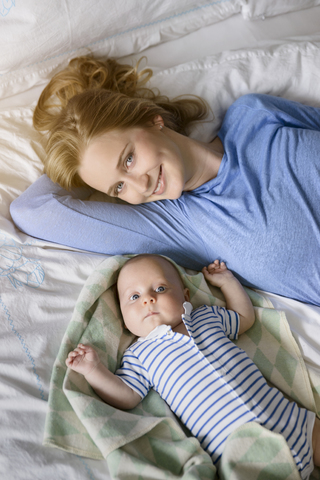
2 4 320 479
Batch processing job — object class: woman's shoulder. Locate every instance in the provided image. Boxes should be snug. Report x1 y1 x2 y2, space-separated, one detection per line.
229 93 276 111
220 93 286 134
229 93 304 115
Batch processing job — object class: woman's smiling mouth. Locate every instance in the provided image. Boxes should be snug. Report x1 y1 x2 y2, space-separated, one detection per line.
152 165 165 195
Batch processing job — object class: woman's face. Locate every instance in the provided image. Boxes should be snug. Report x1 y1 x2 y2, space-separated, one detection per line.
79 118 188 204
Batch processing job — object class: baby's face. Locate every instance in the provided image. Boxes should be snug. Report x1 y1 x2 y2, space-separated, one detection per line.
117 256 189 337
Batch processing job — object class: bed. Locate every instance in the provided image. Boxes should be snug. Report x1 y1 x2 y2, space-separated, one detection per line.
2 1 320 479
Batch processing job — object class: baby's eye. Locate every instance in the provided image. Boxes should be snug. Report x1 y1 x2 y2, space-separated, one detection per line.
155 286 165 293
115 182 124 195
126 154 134 167
130 293 139 301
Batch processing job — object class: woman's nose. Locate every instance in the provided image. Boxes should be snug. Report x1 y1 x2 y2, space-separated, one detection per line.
129 173 149 193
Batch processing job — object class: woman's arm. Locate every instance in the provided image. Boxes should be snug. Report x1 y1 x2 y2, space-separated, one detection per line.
10 174 208 270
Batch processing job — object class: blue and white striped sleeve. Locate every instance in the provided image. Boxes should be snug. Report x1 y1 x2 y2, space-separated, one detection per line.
213 306 240 340
115 349 151 400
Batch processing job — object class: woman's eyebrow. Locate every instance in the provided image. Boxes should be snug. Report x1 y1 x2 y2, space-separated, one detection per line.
117 143 128 169
107 143 128 196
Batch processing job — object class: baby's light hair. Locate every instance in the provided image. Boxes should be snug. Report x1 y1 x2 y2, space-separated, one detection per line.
117 254 185 292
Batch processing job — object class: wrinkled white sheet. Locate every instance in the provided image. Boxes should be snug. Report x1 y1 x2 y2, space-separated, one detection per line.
0 0 241 75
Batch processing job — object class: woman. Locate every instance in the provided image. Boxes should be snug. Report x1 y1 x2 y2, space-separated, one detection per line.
10 56 320 305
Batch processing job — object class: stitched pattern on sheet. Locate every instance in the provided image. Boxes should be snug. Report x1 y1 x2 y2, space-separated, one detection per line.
76 456 97 480
0 295 46 400
0 230 97 477
0 233 45 289
0 0 15 17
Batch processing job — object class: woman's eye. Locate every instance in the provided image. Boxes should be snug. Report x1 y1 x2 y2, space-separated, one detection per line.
130 293 139 301
115 182 124 194
126 154 134 168
155 286 165 293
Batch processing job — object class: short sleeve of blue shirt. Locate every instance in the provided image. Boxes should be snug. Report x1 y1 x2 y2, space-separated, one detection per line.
116 349 151 399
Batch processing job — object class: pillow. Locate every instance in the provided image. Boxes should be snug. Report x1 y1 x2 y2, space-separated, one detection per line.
0 0 241 76
148 39 320 141
241 0 320 20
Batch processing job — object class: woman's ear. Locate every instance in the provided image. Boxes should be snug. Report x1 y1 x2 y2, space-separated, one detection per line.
184 288 190 302
152 115 164 129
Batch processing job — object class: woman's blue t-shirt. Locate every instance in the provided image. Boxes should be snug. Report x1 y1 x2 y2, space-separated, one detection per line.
10 94 320 305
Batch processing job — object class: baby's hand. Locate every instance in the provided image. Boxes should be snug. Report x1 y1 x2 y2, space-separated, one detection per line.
202 260 235 288
66 343 100 377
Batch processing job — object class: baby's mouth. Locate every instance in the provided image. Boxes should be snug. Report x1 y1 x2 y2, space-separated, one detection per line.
145 311 159 319
152 165 164 195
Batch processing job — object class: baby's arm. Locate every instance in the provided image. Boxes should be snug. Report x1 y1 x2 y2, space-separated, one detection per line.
202 260 255 334
66 344 141 410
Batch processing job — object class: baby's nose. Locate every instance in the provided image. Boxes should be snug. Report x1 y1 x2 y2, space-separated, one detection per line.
143 295 156 305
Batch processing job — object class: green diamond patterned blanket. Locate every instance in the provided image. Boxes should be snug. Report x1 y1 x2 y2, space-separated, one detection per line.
44 255 320 479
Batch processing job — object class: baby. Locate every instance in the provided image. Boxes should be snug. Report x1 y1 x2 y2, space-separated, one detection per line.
66 254 320 478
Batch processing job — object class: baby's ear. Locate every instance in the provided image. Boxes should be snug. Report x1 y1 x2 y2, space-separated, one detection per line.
184 288 190 302
122 322 130 333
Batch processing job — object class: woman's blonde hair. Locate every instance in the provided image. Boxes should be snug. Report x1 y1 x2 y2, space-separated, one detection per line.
33 56 209 190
